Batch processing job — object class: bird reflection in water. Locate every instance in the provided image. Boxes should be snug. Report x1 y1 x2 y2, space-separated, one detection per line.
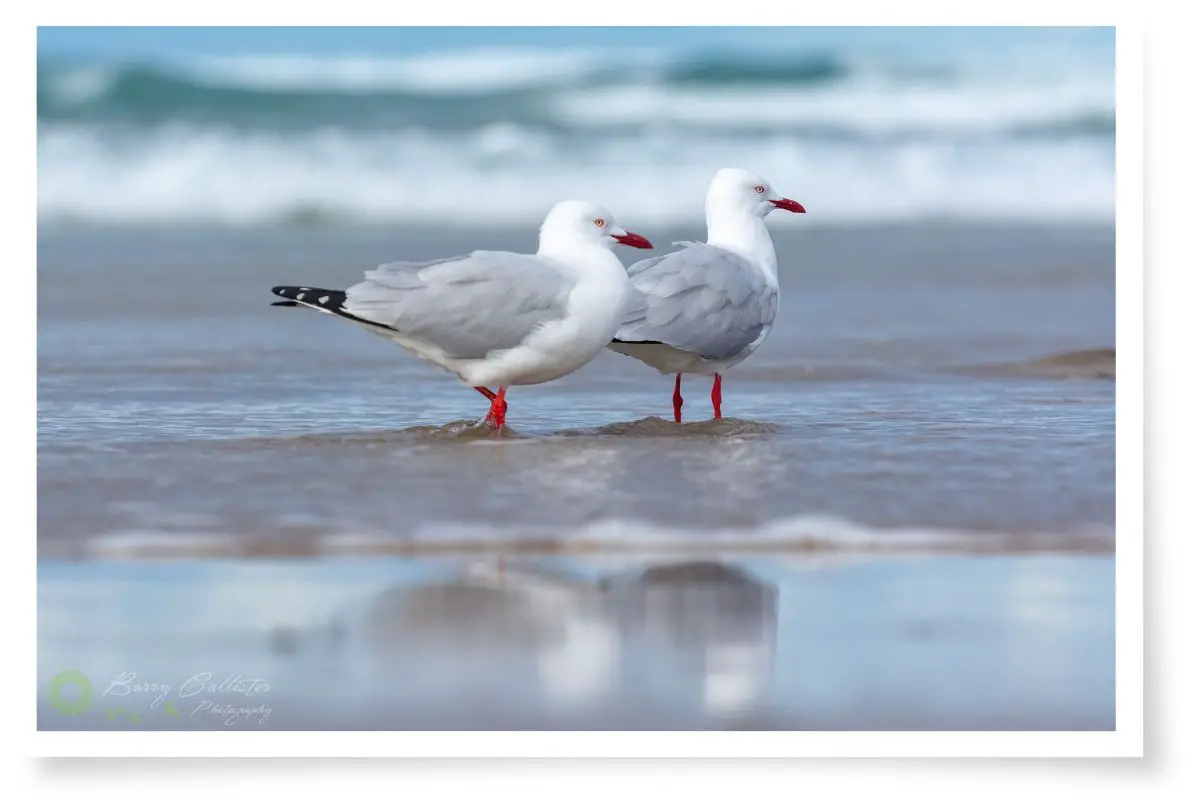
341 559 778 726
603 561 779 716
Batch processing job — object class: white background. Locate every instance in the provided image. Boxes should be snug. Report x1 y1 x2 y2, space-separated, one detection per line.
7 1 1195 796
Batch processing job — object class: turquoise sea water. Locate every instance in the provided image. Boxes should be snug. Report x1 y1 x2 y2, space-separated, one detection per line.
37 26 1114 227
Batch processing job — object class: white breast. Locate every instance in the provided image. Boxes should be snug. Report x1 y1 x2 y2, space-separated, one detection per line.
458 252 629 387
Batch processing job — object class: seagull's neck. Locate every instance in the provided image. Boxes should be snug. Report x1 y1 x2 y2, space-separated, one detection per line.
537 239 624 279
706 212 778 285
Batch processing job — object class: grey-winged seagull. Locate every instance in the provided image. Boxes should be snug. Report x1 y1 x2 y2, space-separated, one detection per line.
608 168 805 422
271 200 652 428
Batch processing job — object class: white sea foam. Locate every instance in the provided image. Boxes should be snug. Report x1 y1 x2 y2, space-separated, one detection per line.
43 66 119 106
77 515 1114 561
36 36 1114 227
187 49 615 94
37 123 1114 227
548 83 1114 135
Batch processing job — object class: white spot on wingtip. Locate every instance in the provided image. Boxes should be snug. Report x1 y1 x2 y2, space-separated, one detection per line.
319 296 329 304
296 293 305 300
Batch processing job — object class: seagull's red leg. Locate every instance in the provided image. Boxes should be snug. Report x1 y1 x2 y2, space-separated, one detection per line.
474 386 499 425
711 373 723 419
672 374 684 423
489 387 508 429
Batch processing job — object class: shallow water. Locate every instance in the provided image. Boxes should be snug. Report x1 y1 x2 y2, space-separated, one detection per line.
38 223 1114 556
37 553 1114 730
36 222 1115 730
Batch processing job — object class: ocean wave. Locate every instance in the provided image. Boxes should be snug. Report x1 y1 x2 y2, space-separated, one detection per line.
547 84 1114 137
37 50 853 110
38 50 614 111
72 514 1115 561
36 122 1115 226
40 64 526 130
37 122 1118 227
188 49 611 94
661 53 853 86
37 48 1114 139
37 40 1114 227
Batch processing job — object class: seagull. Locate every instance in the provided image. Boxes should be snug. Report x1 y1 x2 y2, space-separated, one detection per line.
608 168 805 422
270 200 652 428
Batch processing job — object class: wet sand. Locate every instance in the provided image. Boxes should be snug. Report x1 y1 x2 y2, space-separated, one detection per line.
37 222 1115 729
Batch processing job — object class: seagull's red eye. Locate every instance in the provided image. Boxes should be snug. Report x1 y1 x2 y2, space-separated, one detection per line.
594 218 605 227
754 185 765 194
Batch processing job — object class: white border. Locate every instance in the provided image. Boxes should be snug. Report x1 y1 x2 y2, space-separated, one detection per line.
1111 20 1144 756
16 7 1141 765
27 3 1127 26
28 731 1138 758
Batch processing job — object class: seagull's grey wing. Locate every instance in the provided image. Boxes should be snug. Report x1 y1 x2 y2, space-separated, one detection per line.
614 244 777 360
344 251 573 360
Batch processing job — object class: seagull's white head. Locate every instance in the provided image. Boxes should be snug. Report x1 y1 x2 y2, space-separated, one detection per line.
538 200 653 256
706 167 806 222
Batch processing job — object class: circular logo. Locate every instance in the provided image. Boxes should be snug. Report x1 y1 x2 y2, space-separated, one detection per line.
47 670 93 715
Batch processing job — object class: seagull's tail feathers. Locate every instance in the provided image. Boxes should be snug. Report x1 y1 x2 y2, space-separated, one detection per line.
269 286 394 332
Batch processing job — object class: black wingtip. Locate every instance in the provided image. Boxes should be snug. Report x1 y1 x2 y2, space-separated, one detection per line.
267 285 396 332
270 285 343 306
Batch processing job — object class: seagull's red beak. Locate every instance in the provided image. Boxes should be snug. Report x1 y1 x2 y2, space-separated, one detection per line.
769 198 806 214
611 231 653 249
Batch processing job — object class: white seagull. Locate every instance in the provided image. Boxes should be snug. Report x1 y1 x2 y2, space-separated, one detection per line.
271 200 652 428
608 168 805 422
